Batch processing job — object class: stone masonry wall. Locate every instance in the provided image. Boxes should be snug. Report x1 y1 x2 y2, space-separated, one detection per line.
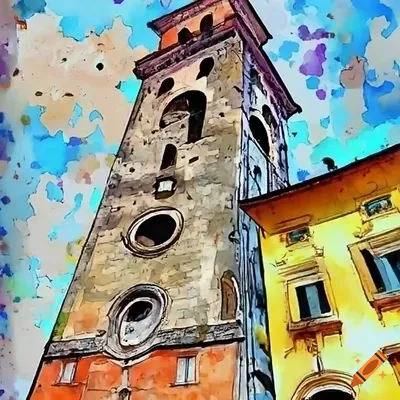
58 35 245 340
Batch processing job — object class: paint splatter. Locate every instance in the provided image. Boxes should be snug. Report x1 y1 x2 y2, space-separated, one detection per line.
299 44 326 77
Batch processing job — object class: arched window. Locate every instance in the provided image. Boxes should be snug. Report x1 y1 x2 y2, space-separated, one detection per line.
160 91 207 143
196 57 215 80
249 116 270 155
310 390 353 400
178 28 193 45
106 284 169 358
221 271 238 320
250 68 262 87
262 105 278 132
160 144 177 171
157 78 174 97
200 14 213 34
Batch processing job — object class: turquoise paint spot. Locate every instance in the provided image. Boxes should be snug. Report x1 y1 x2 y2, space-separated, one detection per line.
89 188 102 213
46 182 64 203
23 105 113 177
287 120 310 148
278 41 300 61
89 110 103 122
363 81 400 127
13 296 21 303
320 116 330 129
68 103 83 128
367 69 377 81
13 0 47 19
117 77 141 103
306 77 320 89
331 87 345 98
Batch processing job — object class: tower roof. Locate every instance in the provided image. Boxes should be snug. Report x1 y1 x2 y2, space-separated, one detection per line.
134 0 301 119
148 0 272 48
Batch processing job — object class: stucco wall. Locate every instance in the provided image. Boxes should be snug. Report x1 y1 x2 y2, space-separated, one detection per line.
260 189 400 400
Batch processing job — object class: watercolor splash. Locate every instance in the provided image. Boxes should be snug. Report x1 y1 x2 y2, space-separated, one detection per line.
1 0 400 398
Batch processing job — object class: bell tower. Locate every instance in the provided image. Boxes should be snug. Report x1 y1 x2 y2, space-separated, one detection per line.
29 1 300 399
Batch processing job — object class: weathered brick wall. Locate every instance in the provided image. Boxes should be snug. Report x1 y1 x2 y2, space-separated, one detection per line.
59 36 245 340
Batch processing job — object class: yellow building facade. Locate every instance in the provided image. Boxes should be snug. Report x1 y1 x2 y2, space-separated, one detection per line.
241 145 400 400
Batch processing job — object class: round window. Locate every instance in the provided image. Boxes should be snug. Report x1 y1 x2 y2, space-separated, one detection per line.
126 208 184 258
119 296 162 347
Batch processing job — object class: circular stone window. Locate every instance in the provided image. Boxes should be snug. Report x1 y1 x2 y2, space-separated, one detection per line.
119 296 163 347
126 208 184 258
107 284 169 356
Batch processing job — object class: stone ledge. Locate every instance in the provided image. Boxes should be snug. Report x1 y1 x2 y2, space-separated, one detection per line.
45 322 244 359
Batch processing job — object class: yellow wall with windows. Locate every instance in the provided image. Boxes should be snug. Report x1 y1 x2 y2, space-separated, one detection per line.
260 188 400 400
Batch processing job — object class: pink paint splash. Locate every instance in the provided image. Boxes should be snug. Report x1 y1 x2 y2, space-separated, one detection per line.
299 43 326 77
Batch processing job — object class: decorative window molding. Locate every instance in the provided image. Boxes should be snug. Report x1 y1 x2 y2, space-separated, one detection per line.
360 194 395 220
124 207 184 258
291 370 355 400
382 343 400 384
286 227 311 247
286 273 341 338
106 284 168 358
57 361 77 385
348 227 400 315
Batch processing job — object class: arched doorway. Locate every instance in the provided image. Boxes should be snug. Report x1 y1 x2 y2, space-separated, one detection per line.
309 389 353 400
292 371 356 400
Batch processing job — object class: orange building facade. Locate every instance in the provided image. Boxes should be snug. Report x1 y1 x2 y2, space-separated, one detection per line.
28 1 301 399
32 344 238 400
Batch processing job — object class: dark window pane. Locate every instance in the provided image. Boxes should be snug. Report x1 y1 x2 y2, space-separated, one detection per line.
296 285 311 319
316 281 331 314
361 249 386 292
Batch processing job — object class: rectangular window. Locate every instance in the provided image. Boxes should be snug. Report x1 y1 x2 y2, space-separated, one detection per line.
360 249 400 293
363 196 393 217
59 361 76 384
176 356 196 384
286 227 310 246
295 281 331 320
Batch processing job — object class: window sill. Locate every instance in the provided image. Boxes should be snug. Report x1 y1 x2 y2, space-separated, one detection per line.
288 316 342 339
170 381 198 387
372 291 400 312
52 382 79 387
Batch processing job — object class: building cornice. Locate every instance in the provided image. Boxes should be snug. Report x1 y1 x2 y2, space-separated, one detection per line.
45 322 244 359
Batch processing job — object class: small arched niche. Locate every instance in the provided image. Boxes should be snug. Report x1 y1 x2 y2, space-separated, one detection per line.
160 90 207 144
196 57 215 80
249 115 270 156
178 28 193 45
200 14 213 34
160 144 177 171
157 78 175 98
221 270 238 320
